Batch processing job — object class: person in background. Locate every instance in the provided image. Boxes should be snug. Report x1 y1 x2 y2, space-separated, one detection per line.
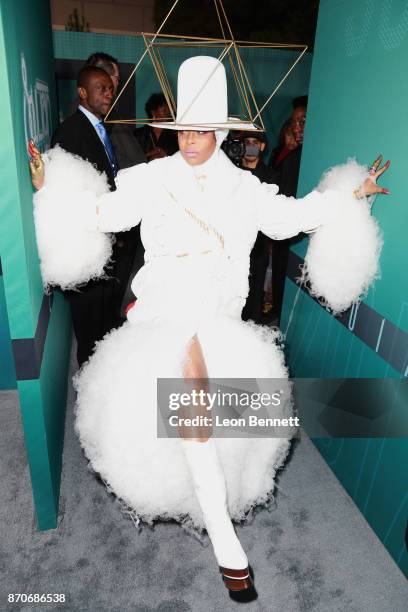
269 118 298 170
85 52 146 169
51 65 125 365
240 132 276 323
276 95 308 198
134 93 179 160
85 52 146 317
268 96 308 325
241 132 273 182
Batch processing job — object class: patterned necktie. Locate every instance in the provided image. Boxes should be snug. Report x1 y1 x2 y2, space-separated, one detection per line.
96 121 117 176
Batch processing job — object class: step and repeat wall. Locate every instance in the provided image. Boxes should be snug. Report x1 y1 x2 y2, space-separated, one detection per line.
282 0 408 576
0 0 71 530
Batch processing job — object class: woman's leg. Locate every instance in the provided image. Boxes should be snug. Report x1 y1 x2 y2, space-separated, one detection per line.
180 335 248 569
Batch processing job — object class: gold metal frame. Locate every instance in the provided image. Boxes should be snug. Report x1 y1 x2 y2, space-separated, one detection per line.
104 0 308 130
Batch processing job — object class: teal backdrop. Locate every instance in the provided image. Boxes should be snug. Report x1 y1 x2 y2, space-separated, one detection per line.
52 30 313 154
0 264 16 389
281 0 408 577
0 0 71 529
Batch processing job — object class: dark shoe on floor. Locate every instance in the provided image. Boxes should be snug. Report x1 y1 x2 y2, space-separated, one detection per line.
220 565 258 601
229 586 258 603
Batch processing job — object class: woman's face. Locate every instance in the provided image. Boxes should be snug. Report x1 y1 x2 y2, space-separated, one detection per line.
178 131 217 166
290 107 306 145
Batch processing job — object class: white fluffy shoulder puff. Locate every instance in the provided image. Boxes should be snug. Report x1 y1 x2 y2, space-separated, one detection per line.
303 159 383 314
33 147 114 291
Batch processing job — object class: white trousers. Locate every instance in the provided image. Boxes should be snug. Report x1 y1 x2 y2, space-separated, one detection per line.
181 437 248 569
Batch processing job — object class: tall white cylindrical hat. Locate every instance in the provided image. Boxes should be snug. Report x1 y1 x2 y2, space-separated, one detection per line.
149 55 258 131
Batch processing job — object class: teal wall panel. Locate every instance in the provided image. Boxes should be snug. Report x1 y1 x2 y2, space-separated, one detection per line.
0 0 72 530
18 291 71 530
283 281 402 379
0 12 36 340
53 30 143 63
0 0 57 338
18 379 59 528
38 291 71 520
312 438 408 577
282 0 408 576
0 272 16 390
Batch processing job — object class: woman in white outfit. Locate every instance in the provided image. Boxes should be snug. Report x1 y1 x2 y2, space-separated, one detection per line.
29 56 389 596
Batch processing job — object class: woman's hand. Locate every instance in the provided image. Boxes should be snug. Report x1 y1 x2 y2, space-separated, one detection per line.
358 154 390 198
28 139 45 190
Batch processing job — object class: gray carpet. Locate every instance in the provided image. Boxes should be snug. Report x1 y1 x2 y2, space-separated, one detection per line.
1 348 407 611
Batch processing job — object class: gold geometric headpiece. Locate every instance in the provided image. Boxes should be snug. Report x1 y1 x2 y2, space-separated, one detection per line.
104 0 308 132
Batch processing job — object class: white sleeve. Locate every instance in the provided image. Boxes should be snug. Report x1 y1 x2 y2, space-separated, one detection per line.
255 159 383 314
88 163 151 233
256 181 336 240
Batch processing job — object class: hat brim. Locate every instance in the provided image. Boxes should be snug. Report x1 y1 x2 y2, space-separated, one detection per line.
148 118 260 132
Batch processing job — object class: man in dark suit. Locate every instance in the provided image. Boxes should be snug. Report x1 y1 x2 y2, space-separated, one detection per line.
51 66 126 365
84 52 146 318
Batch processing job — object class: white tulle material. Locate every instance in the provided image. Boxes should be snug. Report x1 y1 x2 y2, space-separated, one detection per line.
303 159 383 313
33 147 113 290
74 318 293 530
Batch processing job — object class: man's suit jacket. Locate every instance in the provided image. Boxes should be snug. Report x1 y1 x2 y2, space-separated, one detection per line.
51 109 116 191
106 108 146 170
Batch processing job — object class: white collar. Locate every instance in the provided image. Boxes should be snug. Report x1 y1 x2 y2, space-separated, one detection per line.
78 105 101 127
192 148 219 181
191 130 228 181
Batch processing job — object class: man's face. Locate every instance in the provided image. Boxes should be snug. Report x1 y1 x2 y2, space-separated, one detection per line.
291 106 307 145
243 137 265 163
78 72 114 118
178 131 217 166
